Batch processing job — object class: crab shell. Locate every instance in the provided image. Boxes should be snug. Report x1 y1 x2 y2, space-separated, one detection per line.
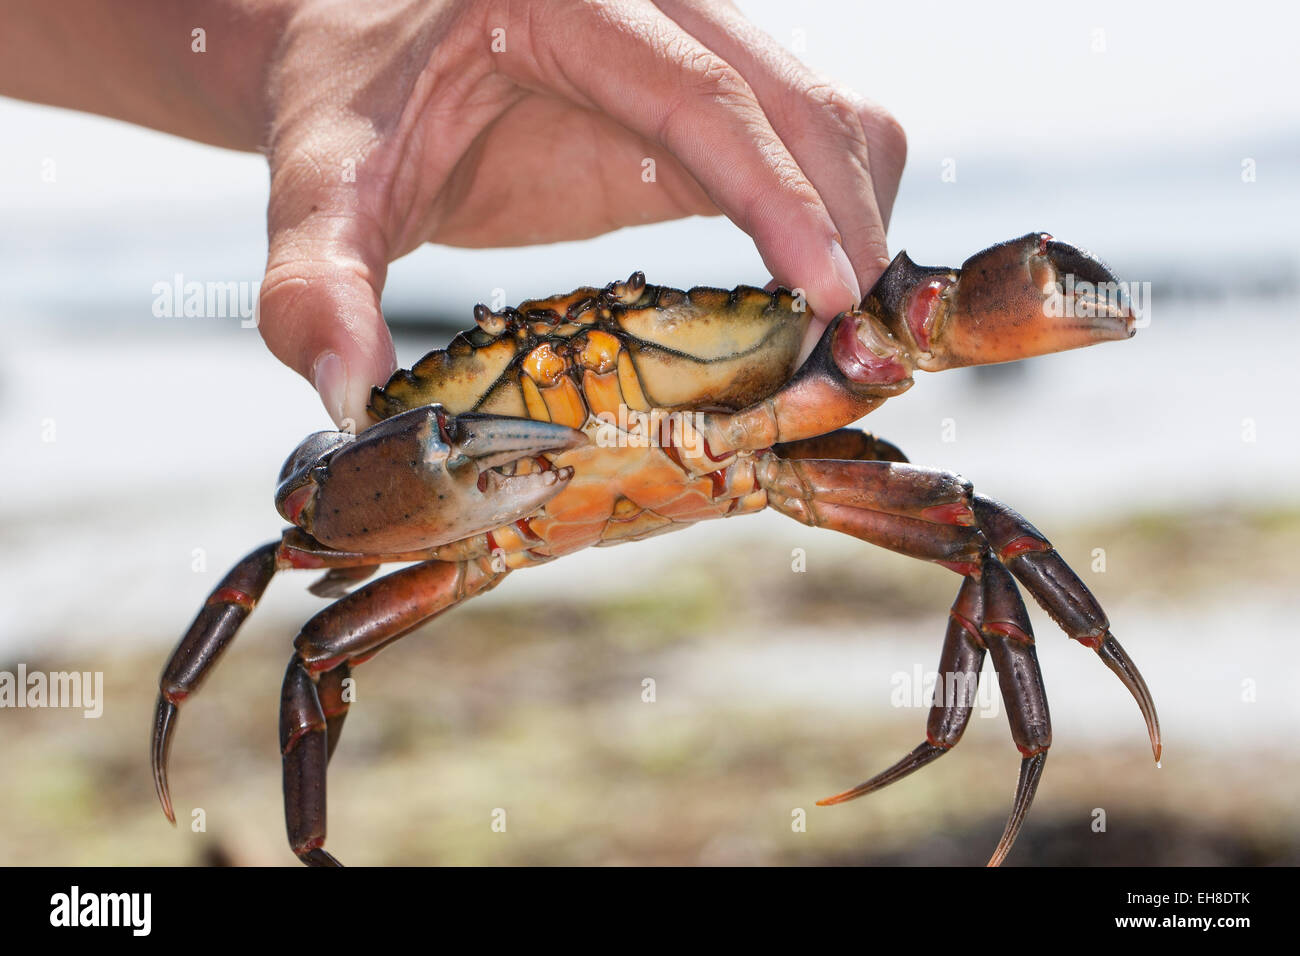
370 277 810 423
283 278 816 556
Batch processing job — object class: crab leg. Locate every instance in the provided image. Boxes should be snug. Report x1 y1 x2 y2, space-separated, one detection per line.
818 574 986 804
760 451 1160 757
279 557 504 866
152 542 279 823
771 497 982 570
317 662 352 758
150 533 415 825
280 658 336 866
772 429 909 464
291 558 503 673
972 496 1161 760
758 444 1160 864
978 555 1052 866
761 458 975 525
760 456 983 573
279 660 362 864
310 567 379 599
815 556 1052 865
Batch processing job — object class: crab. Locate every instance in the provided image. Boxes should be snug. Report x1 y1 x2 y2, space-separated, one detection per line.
152 232 1161 866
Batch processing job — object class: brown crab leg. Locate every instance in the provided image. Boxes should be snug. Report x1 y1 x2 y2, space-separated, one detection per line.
309 567 379 599
760 457 976 526
151 535 404 826
818 575 986 805
814 558 1053 866
979 555 1052 867
292 558 503 673
276 526 493 572
762 478 984 575
760 454 1161 760
760 446 1159 863
772 429 909 464
770 496 982 570
280 557 505 866
152 542 279 824
280 658 337 866
972 495 1161 762
317 662 352 759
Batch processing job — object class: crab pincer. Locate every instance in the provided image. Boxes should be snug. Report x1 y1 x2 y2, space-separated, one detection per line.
275 404 589 553
700 233 1136 458
870 231 1136 372
153 406 586 833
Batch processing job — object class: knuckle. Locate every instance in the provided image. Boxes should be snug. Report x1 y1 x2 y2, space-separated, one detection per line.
859 104 908 166
806 83 867 142
655 45 758 146
677 44 752 103
841 212 888 245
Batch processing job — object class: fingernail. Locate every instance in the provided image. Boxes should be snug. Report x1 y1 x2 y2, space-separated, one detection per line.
829 239 862 305
311 351 348 427
832 236 863 304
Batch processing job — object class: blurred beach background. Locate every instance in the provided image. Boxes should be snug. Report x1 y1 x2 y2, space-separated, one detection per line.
0 0 1297 865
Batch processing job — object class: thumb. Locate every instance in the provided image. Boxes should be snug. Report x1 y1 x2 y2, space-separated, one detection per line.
258 189 396 431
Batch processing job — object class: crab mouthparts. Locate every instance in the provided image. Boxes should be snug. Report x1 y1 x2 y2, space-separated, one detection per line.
475 458 572 494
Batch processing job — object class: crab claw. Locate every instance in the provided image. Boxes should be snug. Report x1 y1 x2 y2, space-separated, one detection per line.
275 405 588 553
869 232 1136 372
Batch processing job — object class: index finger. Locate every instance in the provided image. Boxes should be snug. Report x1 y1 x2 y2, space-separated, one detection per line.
655 0 907 293
499 0 862 320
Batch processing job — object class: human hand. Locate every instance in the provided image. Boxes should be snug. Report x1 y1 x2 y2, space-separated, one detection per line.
257 0 907 427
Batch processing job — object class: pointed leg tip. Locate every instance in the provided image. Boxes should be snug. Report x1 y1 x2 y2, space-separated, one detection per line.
988 752 1047 868
152 770 177 825
298 847 343 867
151 696 179 825
152 770 176 825
816 781 875 808
816 784 875 807
1141 700 1163 764
816 742 948 808
1094 632 1163 764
